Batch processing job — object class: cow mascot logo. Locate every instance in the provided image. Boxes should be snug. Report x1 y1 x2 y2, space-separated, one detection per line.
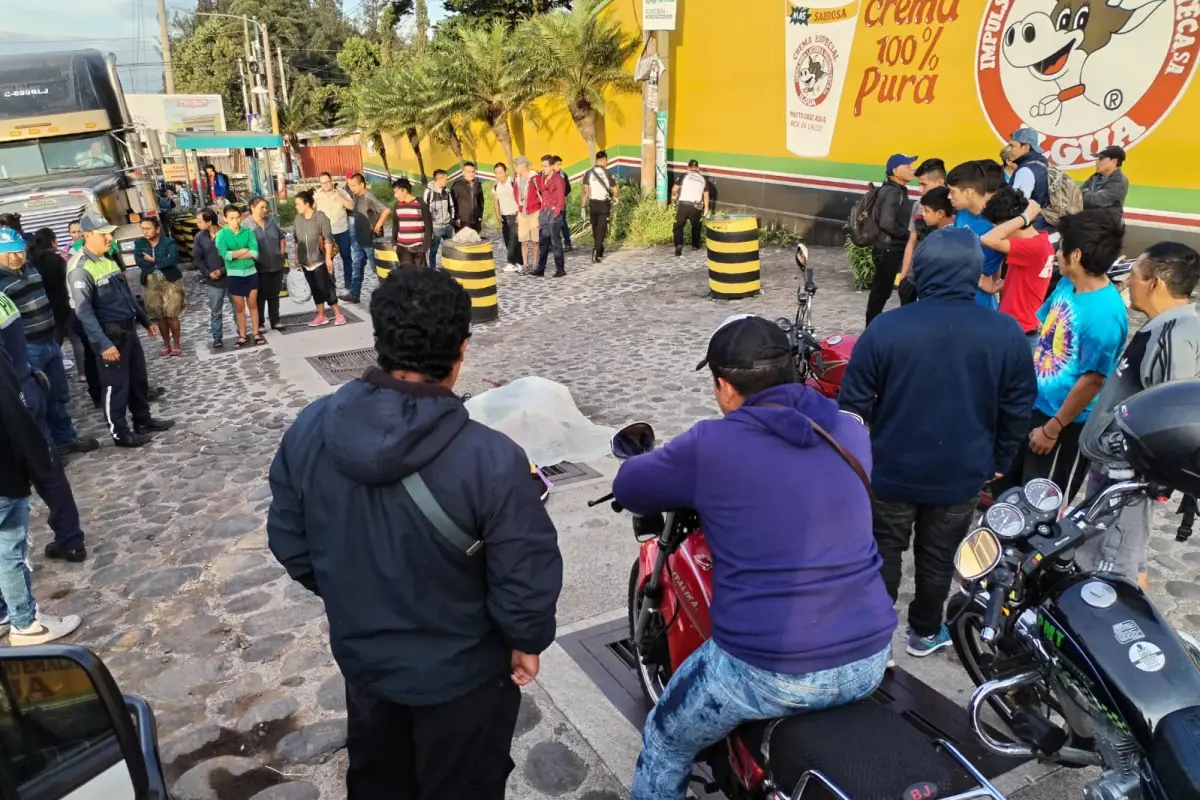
976 0 1200 167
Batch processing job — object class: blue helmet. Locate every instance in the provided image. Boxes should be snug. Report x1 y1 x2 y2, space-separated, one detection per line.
0 227 26 254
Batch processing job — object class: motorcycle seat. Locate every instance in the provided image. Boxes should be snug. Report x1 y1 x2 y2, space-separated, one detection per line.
739 702 976 800
1151 706 1200 800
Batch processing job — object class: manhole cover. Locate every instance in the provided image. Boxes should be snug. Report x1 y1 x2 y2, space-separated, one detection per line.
538 461 602 487
273 307 362 334
306 347 377 385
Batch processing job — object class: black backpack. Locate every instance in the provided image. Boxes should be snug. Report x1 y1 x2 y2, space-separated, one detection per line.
848 183 885 247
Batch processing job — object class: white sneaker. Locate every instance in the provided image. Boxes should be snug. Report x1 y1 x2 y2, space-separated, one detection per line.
0 615 8 638
10 614 82 646
503 263 521 273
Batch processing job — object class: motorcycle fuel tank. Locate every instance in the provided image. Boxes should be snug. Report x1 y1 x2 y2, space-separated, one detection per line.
1037 573 1200 745
806 333 857 397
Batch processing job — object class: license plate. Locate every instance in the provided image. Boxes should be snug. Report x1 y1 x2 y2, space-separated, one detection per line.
22 198 57 209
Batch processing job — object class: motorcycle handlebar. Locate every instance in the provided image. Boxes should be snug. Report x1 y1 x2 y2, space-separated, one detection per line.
805 268 816 294
981 567 1011 643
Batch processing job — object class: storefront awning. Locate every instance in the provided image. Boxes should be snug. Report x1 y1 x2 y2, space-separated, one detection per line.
169 131 283 151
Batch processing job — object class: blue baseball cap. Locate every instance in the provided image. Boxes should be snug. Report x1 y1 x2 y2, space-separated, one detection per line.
0 227 26 254
1011 127 1044 153
886 153 918 176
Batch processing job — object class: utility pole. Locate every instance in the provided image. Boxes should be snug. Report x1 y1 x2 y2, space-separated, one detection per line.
260 21 285 198
237 59 252 128
243 19 260 123
654 29 670 207
277 46 289 105
157 0 175 93
640 36 655 197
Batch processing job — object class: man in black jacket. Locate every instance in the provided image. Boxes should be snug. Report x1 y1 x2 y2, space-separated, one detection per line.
267 267 562 799
866 154 917 326
450 162 486 233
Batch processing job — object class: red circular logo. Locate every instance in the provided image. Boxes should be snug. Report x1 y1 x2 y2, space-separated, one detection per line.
793 36 837 107
975 0 1199 167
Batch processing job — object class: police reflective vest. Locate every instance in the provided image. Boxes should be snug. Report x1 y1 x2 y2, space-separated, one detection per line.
68 248 149 352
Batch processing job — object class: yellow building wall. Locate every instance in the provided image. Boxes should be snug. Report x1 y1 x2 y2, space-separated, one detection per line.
365 0 1199 229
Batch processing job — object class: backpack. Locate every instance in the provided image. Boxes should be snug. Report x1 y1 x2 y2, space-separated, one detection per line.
848 183 885 247
1041 165 1083 228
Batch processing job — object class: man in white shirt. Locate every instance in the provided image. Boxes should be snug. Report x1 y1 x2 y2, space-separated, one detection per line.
315 172 355 295
581 151 619 263
493 163 522 271
671 160 709 257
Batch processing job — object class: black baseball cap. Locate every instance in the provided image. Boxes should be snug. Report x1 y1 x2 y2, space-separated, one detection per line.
1092 145 1126 163
695 315 792 371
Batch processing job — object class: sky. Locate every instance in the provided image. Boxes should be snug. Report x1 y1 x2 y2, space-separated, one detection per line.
0 0 446 94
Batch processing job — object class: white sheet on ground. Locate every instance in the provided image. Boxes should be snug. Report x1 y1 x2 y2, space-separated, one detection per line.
465 376 614 466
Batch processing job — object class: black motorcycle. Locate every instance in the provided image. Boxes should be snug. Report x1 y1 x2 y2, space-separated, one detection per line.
947 380 1200 800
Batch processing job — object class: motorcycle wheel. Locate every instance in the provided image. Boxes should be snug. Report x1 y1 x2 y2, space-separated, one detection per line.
627 559 673 705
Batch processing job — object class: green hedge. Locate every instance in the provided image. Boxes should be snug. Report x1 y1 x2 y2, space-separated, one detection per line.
844 239 875 289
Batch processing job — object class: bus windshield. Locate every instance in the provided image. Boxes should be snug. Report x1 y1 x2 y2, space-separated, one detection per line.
0 134 117 180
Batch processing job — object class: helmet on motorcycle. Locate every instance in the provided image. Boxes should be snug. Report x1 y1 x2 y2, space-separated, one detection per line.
1114 380 1200 496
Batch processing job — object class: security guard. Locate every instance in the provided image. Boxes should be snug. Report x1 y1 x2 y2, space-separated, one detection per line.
68 215 174 448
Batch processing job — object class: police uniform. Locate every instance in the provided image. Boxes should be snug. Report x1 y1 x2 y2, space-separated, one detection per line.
68 224 166 444
673 170 708 253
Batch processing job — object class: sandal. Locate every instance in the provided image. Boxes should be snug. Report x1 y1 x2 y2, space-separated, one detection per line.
170 348 182 357
234 337 247 349
160 346 171 356
253 334 267 345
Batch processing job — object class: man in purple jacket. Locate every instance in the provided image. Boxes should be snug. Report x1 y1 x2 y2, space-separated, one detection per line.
613 315 897 800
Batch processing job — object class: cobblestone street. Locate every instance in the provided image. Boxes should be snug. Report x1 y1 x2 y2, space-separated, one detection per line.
26 240 1200 799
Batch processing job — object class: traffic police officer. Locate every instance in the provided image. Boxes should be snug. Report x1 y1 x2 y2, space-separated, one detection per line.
68 215 173 448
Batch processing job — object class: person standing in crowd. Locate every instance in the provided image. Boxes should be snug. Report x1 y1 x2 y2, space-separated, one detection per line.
0 214 34 249
29 229 83 378
342 173 390 304
1000 145 1017 183
214 205 265 347
1078 242 1200 588
916 187 955 234
59 222 97 390
193 209 235 348
1008 128 1052 232
62 220 82 259
551 156 573 252
1008 209 1129 500
1082 146 1130 214
981 189 1055 347
424 169 457 270
0 341 82 644
315 172 355 293
0 227 97 457
246 197 287 334
671 159 709 257
898 158 946 305
69 215 174 448
293 191 345 328
513 156 541 272
529 155 566 278
450 162 485 234
133 218 186 357
390 178 433 270
864 153 916 325
492 163 522 271
206 164 234 208
581 150 619 264
840 227 1036 657
0 229 89 564
946 161 1004 309
267 266 562 799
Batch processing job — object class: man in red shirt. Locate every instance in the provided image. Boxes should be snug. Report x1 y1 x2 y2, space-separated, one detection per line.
528 155 566 278
981 186 1055 347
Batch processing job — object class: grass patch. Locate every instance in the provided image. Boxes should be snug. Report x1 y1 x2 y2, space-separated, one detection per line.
844 238 875 289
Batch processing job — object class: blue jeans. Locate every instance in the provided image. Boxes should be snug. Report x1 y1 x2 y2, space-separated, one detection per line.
0 497 36 629
26 339 77 448
429 224 454 269
333 229 354 292
349 238 373 298
631 639 889 800
207 284 235 340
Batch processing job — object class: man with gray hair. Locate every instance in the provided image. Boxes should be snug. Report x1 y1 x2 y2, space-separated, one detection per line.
1079 241 1200 588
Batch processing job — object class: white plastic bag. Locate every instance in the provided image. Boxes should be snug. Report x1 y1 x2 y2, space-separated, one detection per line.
286 267 312 304
465 377 615 466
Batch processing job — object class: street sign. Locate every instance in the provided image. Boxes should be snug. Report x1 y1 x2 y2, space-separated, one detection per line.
655 111 668 203
643 0 678 31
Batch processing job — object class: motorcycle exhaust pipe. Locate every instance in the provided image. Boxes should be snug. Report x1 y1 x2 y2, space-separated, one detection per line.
968 671 1101 766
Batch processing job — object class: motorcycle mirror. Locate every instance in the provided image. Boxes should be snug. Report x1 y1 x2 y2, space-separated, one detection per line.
795 241 809 270
954 528 1002 582
775 317 793 332
612 422 656 460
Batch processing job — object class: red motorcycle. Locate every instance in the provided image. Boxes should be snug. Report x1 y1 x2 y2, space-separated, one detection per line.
777 244 856 399
594 422 1008 800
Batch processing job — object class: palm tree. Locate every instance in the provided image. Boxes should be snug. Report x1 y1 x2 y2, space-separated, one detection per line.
526 0 640 158
424 20 537 167
359 63 432 182
339 81 393 179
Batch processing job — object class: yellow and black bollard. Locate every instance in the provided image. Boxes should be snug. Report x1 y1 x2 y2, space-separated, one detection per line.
169 212 198 262
374 238 398 280
705 215 761 299
443 242 499 323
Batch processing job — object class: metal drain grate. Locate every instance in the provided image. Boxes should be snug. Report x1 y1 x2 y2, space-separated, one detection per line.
274 307 362 334
538 461 603 487
306 347 377 385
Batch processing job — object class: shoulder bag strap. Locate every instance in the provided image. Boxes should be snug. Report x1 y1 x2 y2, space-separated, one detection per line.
809 419 877 505
401 472 482 556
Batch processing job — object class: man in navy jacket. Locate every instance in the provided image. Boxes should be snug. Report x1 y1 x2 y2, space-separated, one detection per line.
840 227 1036 658
614 315 896 800
268 267 562 800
